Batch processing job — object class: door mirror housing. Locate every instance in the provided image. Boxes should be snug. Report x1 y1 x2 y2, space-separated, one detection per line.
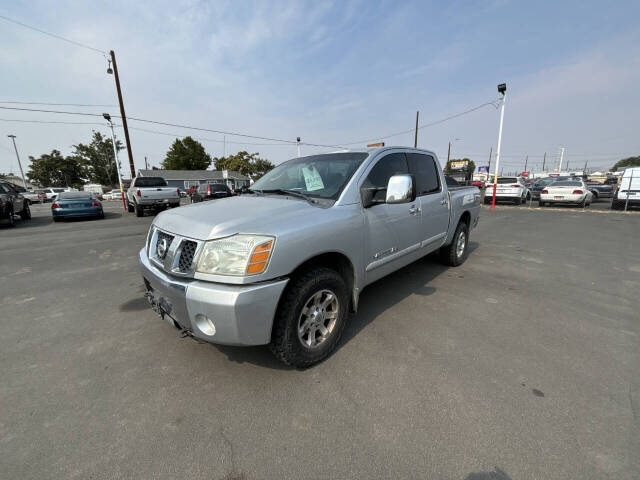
385 174 416 204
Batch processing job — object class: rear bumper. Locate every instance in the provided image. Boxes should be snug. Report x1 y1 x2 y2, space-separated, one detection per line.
539 194 584 204
52 207 102 217
139 248 289 346
135 198 180 207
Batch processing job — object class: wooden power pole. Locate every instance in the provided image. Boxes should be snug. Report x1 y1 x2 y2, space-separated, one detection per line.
110 50 135 179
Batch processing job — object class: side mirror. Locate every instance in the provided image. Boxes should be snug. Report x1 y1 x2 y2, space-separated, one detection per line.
385 174 415 204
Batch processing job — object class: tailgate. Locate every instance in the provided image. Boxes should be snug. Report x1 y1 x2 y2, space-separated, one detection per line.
138 188 178 200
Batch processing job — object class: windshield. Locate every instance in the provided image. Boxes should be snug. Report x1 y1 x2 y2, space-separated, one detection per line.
53 188 65 192
535 178 555 186
550 181 581 187
496 177 518 184
59 192 94 200
135 177 167 187
209 184 228 192
251 152 369 200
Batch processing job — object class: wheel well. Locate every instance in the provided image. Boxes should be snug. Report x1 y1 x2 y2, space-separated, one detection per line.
289 252 357 311
459 210 471 227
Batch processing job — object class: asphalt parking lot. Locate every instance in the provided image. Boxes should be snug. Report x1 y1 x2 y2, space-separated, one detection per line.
1 201 639 479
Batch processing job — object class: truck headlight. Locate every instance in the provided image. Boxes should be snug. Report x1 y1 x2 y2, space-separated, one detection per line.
196 234 275 276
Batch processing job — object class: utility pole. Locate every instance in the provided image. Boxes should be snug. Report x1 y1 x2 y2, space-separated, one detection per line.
558 147 565 172
542 152 546 172
414 111 419 148
108 50 135 179
7 135 26 189
583 160 588 174
223 135 226 157
144 156 148 170
297 137 301 157
524 155 528 174
103 113 127 212
491 83 507 210
447 141 451 163
487 147 492 180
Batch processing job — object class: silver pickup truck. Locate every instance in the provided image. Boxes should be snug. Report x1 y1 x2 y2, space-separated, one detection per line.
139 147 480 367
126 176 180 217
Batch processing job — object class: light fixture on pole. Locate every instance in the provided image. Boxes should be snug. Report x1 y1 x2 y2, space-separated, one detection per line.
103 113 127 212
297 137 301 157
490 83 507 210
7 135 27 190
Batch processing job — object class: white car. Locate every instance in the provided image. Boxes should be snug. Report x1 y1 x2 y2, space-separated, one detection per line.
40 187 66 202
539 179 593 207
105 190 124 201
484 177 530 204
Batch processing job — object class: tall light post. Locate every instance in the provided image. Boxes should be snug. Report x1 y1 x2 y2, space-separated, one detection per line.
297 137 301 157
103 113 127 212
490 83 507 210
7 135 27 189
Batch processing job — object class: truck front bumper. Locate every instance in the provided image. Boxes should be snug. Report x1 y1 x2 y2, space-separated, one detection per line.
138 248 288 346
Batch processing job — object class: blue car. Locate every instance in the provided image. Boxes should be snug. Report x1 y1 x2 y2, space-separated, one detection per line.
51 191 104 222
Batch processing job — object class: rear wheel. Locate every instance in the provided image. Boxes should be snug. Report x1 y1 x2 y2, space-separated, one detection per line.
20 202 31 220
135 204 144 217
127 202 134 213
515 196 522 205
5 209 15 227
611 200 623 210
439 220 469 267
270 267 349 368
538 201 545 207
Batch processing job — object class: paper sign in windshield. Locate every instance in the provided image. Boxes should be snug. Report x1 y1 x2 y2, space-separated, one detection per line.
302 166 324 191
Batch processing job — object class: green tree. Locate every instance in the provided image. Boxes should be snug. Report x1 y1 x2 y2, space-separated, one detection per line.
72 131 122 186
26 150 86 188
611 156 640 171
213 151 275 180
162 137 211 170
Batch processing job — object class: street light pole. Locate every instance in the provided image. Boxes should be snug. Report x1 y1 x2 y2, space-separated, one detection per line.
108 50 135 180
297 137 301 157
414 111 419 148
491 83 507 210
103 114 127 213
7 135 27 189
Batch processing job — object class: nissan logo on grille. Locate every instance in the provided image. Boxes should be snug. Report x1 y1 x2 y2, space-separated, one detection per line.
157 238 169 259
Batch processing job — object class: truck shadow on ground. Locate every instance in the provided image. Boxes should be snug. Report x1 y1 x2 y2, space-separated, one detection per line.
214 242 478 370
463 467 512 479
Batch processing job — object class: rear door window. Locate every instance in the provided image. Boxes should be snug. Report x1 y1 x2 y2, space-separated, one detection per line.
362 153 408 202
406 153 440 195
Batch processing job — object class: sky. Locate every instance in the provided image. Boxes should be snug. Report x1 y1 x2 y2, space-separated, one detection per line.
1 0 639 177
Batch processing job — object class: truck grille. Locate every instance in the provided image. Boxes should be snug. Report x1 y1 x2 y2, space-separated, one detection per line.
178 240 197 272
156 231 174 259
149 227 201 277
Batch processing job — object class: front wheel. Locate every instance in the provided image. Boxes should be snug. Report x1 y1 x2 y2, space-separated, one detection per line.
439 221 469 267
270 267 349 368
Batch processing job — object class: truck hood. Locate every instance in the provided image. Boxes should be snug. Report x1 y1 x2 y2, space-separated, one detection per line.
153 195 322 240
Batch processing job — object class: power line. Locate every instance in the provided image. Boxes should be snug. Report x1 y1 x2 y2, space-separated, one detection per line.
128 125 298 146
0 101 117 107
0 117 105 126
0 105 104 117
0 14 106 55
337 99 501 146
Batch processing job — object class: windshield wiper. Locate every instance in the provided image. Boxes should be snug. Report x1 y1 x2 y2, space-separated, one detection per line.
257 189 317 204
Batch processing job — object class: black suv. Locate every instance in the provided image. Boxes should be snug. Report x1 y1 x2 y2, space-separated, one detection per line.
0 181 31 227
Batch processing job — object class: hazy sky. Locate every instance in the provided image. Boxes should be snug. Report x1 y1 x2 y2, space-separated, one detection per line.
1 0 639 176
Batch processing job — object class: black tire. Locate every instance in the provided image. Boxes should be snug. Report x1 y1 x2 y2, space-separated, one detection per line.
5 209 15 227
515 196 522 205
538 201 545 207
127 202 134 213
439 220 469 267
52 216 60 222
578 197 586 208
97 210 105 219
611 200 623 210
135 204 144 217
20 202 31 220
270 267 349 368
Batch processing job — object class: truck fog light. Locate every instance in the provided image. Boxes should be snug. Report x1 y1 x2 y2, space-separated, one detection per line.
194 314 216 336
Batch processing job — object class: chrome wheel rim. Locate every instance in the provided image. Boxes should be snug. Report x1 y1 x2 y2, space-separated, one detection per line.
297 289 339 349
456 231 466 258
